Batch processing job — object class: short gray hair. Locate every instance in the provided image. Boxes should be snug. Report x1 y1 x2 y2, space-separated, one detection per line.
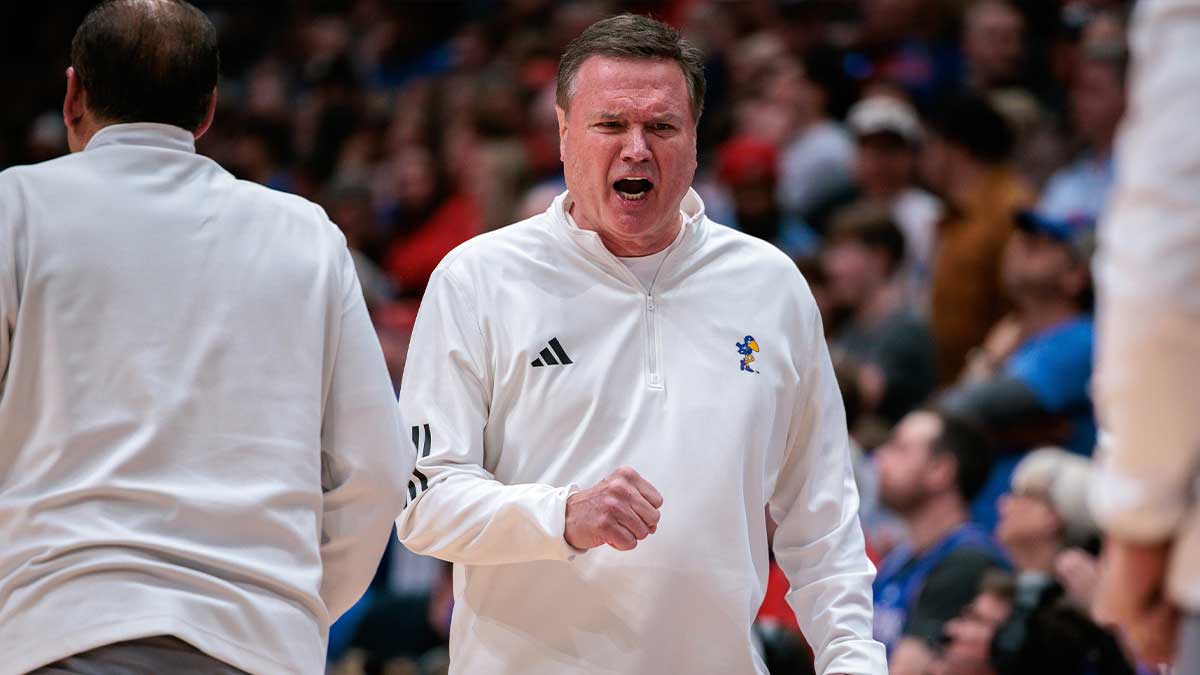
556 14 706 122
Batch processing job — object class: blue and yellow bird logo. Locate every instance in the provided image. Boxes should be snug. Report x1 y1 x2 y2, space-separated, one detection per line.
736 335 760 373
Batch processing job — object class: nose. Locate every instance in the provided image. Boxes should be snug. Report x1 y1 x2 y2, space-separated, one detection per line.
621 127 651 163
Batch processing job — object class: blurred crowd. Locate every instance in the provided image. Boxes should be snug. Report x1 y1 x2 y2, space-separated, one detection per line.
3 0 1141 673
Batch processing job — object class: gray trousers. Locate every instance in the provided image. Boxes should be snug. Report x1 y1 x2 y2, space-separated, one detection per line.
28 636 248 675
1179 614 1200 675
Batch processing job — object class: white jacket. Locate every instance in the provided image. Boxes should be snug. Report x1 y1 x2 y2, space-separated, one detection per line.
1090 0 1200 612
0 124 410 674
396 189 884 675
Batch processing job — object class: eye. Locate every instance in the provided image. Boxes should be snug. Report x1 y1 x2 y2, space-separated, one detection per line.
650 123 675 132
596 121 623 130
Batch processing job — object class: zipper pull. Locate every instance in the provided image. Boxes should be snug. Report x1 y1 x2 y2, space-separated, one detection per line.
647 295 655 311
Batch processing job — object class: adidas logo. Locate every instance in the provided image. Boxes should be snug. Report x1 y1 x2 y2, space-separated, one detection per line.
531 337 574 368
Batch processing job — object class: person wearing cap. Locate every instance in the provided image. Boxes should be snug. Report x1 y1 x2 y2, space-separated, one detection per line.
940 209 1095 531
715 135 819 260
945 210 1096 456
846 95 943 313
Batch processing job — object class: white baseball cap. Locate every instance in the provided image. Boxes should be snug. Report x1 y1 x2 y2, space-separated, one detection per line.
847 95 923 145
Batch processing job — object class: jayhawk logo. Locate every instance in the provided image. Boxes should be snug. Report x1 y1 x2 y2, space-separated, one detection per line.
736 335 760 373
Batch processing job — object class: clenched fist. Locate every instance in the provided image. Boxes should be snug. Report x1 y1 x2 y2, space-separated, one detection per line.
564 466 663 552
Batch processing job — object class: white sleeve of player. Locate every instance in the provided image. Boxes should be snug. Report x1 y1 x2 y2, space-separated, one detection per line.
319 239 412 619
770 285 886 675
1089 0 1200 543
0 173 19 387
395 266 580 565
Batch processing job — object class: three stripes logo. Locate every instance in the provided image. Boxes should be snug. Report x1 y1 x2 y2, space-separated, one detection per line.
407 423 431 502
530 337 574 368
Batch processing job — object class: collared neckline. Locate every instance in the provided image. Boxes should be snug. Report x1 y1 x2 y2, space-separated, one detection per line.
551 187 707 244
84 122 197 154
548 188 708 291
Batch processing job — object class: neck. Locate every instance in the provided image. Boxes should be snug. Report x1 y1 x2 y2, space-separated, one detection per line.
68 115 112 153
947 160 994 210
905 494 968 553
1015 297 1079 336
572 203 682 257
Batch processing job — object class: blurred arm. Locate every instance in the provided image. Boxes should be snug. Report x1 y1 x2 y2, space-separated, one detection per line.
319 242 412 619
0 174 20 389
394 267 579 565
771 289 887 675
1089 0 1200 543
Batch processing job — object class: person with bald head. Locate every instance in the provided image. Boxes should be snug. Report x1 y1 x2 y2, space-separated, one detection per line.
0 1 411 673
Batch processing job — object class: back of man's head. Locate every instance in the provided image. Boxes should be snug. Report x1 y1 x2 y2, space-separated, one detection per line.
71 0 219 131
927 94 1014 165
930 409 995 504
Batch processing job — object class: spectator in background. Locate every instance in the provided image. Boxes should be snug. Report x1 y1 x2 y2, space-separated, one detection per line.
962 0 1028 94
945 210 1096 457
924 94 1033 385
942 210 1095 529
846 0 961 104
846 94 943 312
382 144 482 297
1037 41 1126 223
872 409 1006 675
996 448 1098 581
715 135 817 259
927 570 1016 675
945 207 1099 446
824 203 936 426
770 53 856 228
323 180 395 313
989 448 1134 675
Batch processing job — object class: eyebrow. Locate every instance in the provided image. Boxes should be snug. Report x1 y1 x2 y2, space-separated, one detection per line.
593 112 683 124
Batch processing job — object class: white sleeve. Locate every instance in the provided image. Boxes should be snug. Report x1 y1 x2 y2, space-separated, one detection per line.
1089 0 1200 543
770 288 887 675
319 240 412 619
395 267 579 565
0 173 19 387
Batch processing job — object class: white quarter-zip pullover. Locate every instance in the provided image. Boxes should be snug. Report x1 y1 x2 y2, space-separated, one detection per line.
396 189 885 674
0 124 411 675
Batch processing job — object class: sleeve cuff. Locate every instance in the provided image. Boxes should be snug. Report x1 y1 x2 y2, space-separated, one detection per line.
815 638 887 675
1089 464 1186 543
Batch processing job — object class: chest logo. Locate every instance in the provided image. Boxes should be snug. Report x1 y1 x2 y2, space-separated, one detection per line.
531 337 574 368
736 335 760 373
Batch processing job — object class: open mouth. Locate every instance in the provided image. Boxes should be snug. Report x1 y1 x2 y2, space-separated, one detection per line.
613 178 654 201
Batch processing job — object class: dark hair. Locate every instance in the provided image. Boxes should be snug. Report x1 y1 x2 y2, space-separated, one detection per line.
929 408 995 503
70 0 220 130
556 14 706 122
828 202 907 276
926 94 1014 164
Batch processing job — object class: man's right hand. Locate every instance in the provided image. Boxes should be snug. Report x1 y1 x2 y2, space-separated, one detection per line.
564 466 663 551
